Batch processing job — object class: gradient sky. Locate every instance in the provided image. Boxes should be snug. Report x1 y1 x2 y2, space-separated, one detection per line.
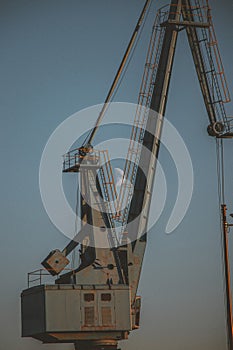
1 1 233 350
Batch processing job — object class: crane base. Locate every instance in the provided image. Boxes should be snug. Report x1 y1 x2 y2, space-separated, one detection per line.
74 340 119 350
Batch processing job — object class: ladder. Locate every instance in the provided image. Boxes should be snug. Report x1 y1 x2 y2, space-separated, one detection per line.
115 9 167 233
181 0 231 131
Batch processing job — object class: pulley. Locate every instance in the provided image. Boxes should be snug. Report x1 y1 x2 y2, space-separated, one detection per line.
207 121 225 136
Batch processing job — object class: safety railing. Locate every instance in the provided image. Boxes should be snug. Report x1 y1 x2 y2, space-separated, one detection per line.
63 147 100 172
27 268 76 288
159 1 210 23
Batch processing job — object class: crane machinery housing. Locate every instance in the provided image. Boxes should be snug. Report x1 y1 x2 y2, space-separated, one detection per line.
21 1 233 350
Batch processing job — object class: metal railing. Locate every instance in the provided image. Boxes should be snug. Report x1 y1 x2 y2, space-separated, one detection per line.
63 148 100 171
27 268 76 288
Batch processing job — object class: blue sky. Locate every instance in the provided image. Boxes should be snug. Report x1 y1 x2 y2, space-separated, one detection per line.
0 1 233 349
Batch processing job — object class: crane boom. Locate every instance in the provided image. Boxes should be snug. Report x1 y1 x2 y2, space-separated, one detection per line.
127 0 182 302
181 0 231 135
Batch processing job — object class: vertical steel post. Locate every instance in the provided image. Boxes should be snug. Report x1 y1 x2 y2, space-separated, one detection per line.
221 204 233 350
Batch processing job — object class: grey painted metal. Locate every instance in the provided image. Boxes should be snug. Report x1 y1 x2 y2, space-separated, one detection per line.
57 165 123 286
76 166 124 284
127 0 182 303
21 284 132 342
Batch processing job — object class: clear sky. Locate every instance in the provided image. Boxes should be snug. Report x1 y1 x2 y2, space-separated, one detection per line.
0 1 233 350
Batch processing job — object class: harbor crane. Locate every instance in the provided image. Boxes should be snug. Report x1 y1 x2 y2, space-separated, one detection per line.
21 1 233 349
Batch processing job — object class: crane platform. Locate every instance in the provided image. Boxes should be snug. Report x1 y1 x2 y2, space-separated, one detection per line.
21 284 140 344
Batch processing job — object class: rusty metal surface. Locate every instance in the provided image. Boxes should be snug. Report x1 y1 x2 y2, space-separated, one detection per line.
41 249 69 276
